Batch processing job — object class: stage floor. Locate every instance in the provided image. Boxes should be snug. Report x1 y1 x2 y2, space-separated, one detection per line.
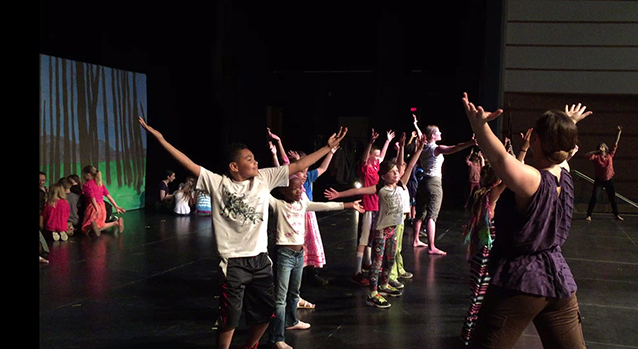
40 208 637 348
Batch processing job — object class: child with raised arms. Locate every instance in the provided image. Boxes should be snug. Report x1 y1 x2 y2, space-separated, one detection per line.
325 133 425 308
268 176 363 349
139 117 347 349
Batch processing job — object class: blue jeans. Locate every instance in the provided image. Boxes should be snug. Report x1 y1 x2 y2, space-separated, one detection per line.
269 246 304 344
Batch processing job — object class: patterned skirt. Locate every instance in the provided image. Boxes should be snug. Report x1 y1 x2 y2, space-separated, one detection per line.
303 211 326 268
460 244 492 345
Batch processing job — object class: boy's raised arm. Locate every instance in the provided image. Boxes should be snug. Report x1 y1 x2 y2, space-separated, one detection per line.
139 117 201 177
289 126 348 175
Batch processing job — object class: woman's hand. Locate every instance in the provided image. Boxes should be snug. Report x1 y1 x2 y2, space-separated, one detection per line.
462 92 504 128
564 103 593 124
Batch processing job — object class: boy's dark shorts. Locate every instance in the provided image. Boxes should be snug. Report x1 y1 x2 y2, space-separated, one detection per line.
218 253 275 330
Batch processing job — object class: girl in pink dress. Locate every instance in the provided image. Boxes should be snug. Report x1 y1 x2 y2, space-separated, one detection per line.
80 165 126 236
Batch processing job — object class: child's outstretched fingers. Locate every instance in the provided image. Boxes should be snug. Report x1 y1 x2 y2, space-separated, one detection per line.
352 200 364 213
324 188 339 200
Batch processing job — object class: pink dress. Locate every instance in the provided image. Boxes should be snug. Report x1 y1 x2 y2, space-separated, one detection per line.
81 179 110 233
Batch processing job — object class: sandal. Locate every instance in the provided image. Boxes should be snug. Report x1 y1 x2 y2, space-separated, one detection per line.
297 297 315 309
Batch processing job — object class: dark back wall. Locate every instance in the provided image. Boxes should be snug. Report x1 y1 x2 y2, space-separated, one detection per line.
40 1 496 209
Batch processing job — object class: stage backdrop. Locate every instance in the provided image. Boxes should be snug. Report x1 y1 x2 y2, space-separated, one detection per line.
39 54 147 210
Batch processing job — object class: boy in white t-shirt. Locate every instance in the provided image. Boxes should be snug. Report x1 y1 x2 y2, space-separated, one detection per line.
139 117 347 349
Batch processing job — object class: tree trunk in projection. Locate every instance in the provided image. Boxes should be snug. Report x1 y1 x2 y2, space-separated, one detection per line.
75 61 89 170
121 70 133 187
101 66 111 185
62 58 71 177
87 66 101 172
112 68 123 186
70 63 79 175
53 58 61 181
132 73 144 194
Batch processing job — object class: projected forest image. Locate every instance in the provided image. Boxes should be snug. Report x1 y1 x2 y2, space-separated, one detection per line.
39 54 148 210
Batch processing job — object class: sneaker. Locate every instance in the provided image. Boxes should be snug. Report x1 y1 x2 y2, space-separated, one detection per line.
379 285 403 297
388 279 404 289
585 216 591 221
60 232 68 241
366 293 391 309
616 215 624 221
399 271 414 279
286 321 311 330
52 232 60 241
351 272 370 286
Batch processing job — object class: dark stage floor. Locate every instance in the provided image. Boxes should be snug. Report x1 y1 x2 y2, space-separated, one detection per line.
40 208 637 348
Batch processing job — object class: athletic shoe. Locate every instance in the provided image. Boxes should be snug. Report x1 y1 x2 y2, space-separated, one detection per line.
366 293 391 309
388 279 404 289
351 272 370 286
52 232 60 241
379 285 403 297
399 271 414 279
60 232 68 241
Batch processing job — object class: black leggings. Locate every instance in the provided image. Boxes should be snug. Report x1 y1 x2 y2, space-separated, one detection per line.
586 178 618 216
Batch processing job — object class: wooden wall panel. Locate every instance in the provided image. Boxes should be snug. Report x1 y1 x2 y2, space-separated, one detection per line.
502 92 638 213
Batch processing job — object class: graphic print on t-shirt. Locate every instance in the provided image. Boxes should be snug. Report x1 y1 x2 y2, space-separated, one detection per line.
220 185 264 225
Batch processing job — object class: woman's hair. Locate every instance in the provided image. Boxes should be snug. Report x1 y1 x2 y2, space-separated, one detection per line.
534 110 578 165
424 125 439 141
164 170 175 180
82 165 103 186
46 183 67 207
597 142 609 154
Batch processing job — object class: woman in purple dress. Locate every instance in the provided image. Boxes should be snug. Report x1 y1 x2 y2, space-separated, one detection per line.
462 93 588 348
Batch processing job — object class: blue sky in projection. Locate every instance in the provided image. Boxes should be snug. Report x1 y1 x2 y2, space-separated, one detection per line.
40 54 147 145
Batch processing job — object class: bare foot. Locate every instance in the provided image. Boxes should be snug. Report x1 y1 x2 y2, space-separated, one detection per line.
91 221 101 237
413 240 428 247
117 217 125 233
428 248 447 255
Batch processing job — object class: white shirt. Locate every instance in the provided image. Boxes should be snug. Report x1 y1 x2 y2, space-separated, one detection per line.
173 191 192 215
375 184 408 230
196 165 289 260
269 192 344 246
421 143 444 178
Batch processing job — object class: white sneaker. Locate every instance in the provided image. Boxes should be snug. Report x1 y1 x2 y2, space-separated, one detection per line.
60 232 68 241
52 232 60 241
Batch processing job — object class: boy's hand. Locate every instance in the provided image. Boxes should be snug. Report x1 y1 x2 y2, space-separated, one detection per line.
327 126 348 149
139 117 164 140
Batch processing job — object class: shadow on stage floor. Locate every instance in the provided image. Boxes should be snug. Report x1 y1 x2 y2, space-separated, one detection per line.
40 208 638 348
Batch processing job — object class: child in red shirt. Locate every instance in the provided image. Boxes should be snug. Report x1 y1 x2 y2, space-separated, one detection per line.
42 183 71 241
